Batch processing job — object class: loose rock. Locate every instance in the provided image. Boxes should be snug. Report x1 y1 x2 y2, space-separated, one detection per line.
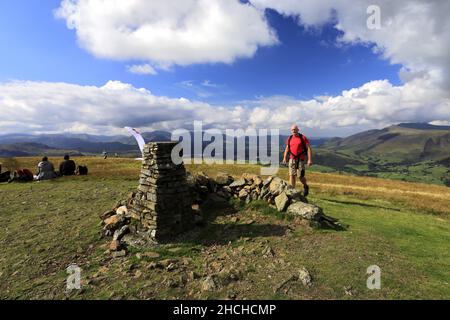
298 267 312 287
262 246 275 258
113 225 130 241
111 250 127 258
275 192 290 212
116 206 128 216
109 240 121 251
229 179 246 188
215 173 234 185
103 215 125 231
201 276 218 292
287 202 322 221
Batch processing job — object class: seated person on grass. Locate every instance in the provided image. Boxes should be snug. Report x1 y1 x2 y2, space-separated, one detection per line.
59 155 76 176
36 156 57 181
8 168 34 183
0 163 11 183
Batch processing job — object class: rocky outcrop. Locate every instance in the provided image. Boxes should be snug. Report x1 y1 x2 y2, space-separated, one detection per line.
187 172 306 208
186 172 343 230
101 167 342 253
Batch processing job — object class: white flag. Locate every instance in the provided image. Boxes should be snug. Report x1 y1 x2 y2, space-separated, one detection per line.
125 127 146 154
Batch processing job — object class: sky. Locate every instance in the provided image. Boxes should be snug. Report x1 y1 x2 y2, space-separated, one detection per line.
0 0 449 137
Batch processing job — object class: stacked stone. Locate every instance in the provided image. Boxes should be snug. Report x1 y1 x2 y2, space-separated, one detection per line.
188 172 306 211
188 172 343 230
128 142 194 241
101 164 342 252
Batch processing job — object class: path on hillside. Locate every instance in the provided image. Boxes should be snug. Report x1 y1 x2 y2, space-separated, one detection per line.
310 182 450 200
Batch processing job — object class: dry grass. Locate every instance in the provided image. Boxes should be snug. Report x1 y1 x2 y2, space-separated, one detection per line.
2 157 449 216
187 162 450 217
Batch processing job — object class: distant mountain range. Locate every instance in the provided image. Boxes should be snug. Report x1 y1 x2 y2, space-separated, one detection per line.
1 122 447 186
0 131 173 157
0 123 449 163
0 131 327 157
0 143 82 158
312 123 450 186
321 122 450 163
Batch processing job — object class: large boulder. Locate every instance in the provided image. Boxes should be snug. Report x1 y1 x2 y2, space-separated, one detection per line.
275 192 290 212
229 179 246 188
284 187 306 203
269 177 287 197
286 202 323 220
215 173 234 186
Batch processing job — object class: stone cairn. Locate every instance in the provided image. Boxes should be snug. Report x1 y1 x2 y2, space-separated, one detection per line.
128 142 194 240
100 144 342 253
100 142 195 251
187 172 342 230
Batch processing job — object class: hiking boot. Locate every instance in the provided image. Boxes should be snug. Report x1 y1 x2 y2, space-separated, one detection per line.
304 185 309 197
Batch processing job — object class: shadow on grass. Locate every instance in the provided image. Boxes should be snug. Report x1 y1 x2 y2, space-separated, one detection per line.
185 222 288 246
321 198 402 212
173 196 289 246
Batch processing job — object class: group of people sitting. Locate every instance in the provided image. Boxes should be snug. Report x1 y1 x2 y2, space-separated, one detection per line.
0 155 87 183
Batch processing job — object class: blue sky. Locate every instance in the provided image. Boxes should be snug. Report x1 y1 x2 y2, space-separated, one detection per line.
0 0 448 136
0 1 401 104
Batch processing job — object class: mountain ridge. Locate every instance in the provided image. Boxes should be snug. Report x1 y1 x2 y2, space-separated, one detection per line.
321 123 450 162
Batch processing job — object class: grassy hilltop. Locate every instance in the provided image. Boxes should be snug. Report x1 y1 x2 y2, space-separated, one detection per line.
0 157 449 299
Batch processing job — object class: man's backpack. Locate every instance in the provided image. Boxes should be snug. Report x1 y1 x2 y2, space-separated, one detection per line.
77 165 88 176
287 134 308 160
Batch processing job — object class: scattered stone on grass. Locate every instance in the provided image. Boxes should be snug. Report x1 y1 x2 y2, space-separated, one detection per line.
201 275 219 292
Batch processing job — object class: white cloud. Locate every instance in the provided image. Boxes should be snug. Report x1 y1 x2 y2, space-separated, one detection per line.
2 1 448 136
127 64 157 75
201 80 223 88
250 0 450 91
0 79 448 136
0 80 244 135
55 0 278 67
177 80 226 98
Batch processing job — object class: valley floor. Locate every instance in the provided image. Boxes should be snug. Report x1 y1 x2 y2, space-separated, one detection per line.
0 157 449 299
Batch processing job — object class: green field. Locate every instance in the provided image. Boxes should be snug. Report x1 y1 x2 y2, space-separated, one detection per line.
0 157 449 299
312 149 450 186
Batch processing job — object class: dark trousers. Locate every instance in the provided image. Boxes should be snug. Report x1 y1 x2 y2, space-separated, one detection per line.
0 171 11 182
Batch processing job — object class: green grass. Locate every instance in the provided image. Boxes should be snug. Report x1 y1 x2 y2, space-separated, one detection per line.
310 194 449 298
0 158 449 299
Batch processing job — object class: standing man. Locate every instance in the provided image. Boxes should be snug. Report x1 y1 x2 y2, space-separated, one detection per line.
282 125 313 196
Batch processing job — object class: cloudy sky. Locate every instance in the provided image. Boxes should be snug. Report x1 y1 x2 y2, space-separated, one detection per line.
0 0 449 137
